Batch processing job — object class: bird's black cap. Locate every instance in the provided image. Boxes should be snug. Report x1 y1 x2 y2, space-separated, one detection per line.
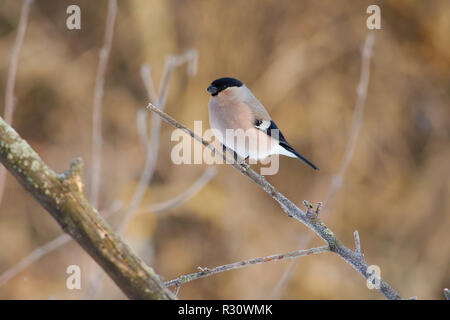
207 77 243 96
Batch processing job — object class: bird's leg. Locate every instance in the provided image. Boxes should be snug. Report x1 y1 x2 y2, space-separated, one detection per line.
238 155 250 167
222 144 228 162
235 154 250 167
221 143 248 167
222 144 234 164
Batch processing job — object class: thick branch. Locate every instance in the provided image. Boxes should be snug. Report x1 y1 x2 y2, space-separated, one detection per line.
0 116 175 300
146 103 402 300
0 164 215 288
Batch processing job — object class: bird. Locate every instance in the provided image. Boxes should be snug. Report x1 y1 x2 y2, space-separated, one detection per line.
207 77 318 170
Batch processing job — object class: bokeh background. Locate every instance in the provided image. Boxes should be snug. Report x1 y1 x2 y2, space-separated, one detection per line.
0 0 449 299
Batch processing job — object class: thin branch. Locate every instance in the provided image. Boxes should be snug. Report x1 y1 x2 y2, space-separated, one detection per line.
143 167 216 214
0 200 123 287
269 33 375 299
173 283 181 296
165 246 329 287
0 0 33 209
137 109 149 153
146 102 402 300
117 49 198 234
268 262 296 299
137 50 197 153
2 0 32 123
137 64 158 151
268 233 312 299
90 0 118 209
354 230 362 257
0 116 175 299
140 64 158 105
0 234 70 287
323 33 375 211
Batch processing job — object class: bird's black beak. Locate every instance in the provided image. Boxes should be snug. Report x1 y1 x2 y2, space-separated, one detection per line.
207 85 218 95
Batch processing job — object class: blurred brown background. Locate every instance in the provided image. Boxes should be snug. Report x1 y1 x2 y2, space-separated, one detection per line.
0 0 449 299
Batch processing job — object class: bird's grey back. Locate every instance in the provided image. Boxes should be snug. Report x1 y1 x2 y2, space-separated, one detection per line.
242 85 271 121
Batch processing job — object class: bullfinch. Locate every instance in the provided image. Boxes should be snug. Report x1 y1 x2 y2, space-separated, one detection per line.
207 77 318 170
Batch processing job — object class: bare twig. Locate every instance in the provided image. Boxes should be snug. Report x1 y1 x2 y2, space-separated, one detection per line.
144 167 216 214
0 0 33 209
354 230 362 257
315 202 322 216
146 102 401 300
269 231 313 299
157 49 198 108
173 283 181 296
0 200 122 287
323 33 375 210
140 64 158 105
0 234 70 287
135 50 197 152
117 49 198 234
136 110 149 153
90 0 117 208
268 261 296 299
137 64 158 151
2 0 32 123
269 33 375 299
165 246 329 287
0 116 175 299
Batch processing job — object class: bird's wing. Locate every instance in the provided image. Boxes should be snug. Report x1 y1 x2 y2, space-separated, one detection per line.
243 85 318 170
243 86 271 122
254 119 287 144
254 119 319 170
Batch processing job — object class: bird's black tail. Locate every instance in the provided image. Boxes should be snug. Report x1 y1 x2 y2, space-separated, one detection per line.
266 120 319 171
280 142 319 171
